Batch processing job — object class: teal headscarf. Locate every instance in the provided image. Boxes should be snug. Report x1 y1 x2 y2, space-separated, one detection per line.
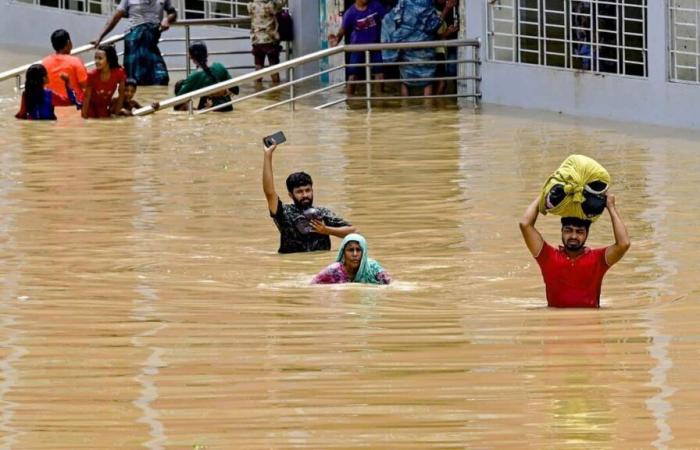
336 233 386 284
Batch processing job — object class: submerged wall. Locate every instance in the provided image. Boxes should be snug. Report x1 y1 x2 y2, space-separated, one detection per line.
467 2 700 130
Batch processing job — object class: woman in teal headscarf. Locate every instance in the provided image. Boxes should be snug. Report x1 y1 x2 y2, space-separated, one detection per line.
312 233 391 285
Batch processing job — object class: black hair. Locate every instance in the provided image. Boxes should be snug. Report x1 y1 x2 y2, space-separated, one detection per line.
50 29 71 52
561 217 592 231
98 44 121 70
174 79 184 94
24 64 48 113
125 78 137 88
286 172 313 193
189 41 218 83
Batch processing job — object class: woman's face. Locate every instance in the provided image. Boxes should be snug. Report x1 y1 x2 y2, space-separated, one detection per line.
94 50 107 70
343 241 363 269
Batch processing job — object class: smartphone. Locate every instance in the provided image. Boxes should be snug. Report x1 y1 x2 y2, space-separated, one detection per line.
263 131 286 147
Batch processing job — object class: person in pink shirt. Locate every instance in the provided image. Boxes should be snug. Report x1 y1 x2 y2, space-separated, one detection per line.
42 29 88 104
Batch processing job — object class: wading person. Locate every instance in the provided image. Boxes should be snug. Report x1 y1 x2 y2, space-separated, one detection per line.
175 42 236 112
93 0 176 85
114 78 142 115
82 45 126 119
15 65 78 120
42 29 88 104
312 233 391 285
262 139 355 253
519 193 630 308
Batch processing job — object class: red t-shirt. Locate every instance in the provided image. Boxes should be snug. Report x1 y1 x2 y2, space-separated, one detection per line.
85 67 126 118
536 242 610 308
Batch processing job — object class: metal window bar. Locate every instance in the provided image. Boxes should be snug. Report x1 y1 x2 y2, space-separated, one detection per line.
131 39 482 116
487 0 646 77
669 0 700 83
489 0 517 62
517 0 542 65
543 1 567 68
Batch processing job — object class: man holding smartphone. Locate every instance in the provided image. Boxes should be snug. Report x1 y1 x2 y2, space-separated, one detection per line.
262 138 356 253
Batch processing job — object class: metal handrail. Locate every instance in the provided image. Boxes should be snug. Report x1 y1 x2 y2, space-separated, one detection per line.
173 17 250 26
0 32 126 83
133 39 480 116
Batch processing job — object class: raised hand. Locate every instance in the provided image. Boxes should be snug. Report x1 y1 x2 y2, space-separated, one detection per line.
263 139 277 155
606 193 616 209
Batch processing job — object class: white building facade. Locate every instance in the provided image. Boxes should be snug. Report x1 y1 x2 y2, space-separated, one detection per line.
468 0 700 129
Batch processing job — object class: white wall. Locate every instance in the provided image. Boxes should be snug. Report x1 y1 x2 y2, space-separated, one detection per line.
467 1 700 130
289 0 320 78
0 1 259 80
0 1 129 49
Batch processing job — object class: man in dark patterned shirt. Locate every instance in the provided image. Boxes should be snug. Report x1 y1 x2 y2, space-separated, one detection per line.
262 139 355 253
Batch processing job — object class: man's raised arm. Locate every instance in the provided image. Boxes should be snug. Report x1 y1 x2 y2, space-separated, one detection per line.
262 141 280 215
604 194 631 266
519 195 545 257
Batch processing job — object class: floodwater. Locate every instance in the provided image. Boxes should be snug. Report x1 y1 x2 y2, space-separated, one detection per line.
1 45 700 449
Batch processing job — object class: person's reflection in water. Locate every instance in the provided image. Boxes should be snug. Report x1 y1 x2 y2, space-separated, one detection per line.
534 313 617 444
312 233 391 284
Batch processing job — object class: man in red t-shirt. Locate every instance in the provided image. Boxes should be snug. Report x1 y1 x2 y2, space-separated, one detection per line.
519 194 630 308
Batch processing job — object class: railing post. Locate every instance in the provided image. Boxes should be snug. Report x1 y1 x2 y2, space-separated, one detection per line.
364 49 372 110
185 25 192 76
15 74 21 94
474 40 481 109
185 25 193 115
288 66 295 111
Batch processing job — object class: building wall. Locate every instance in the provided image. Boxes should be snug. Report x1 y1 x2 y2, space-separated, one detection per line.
0 0 257 78
467 1 700 130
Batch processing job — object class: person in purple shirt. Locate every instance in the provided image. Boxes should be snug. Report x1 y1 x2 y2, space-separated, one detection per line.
329 0 387 96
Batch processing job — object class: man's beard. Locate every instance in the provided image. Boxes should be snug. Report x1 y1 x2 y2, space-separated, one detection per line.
294 197 313 209
564 240 584 251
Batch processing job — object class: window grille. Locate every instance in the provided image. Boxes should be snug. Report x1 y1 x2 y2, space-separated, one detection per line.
670 0 700 83
487 0 647 77
11 0 253 19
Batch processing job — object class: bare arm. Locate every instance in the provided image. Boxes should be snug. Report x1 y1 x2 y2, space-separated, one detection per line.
161 8 177 30
440 0 457 20
93 10 126 46
519 195 545 257
604 194 631 266
262 141 280 215
329 27 345 47
82 85 92 119
111 78 125 115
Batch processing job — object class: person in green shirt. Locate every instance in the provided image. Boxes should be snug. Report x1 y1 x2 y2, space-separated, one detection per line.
176 41 239 112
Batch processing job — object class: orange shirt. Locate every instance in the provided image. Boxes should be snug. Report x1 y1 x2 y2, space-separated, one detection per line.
41 53 88 103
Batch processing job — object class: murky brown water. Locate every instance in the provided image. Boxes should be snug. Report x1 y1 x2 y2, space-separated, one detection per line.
1 45 700 449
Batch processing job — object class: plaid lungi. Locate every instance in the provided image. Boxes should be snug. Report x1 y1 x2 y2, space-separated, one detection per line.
124 23 169 86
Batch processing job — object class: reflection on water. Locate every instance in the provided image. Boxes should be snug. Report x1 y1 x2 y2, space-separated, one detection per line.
1 45 700 447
